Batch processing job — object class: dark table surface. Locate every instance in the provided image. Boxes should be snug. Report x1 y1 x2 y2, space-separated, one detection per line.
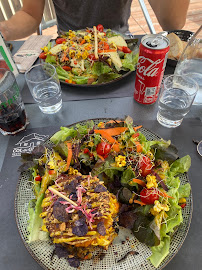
0 40 202 270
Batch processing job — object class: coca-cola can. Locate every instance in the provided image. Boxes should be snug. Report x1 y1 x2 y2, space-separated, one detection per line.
134 34 170 104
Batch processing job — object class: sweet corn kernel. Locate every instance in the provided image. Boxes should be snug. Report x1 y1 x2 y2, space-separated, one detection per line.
82 50 89 59
98 122 104 128
153 200 170 213
115 155 126 167
68 167 78 175
69 50 75 58
147 151 154 159
146 175 158 189
88 141 94 147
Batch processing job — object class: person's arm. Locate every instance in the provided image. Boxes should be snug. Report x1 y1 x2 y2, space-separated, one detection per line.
0 0 45 41
148 0 190 30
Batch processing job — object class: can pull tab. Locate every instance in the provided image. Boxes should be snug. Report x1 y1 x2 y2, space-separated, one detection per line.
146 35 164 48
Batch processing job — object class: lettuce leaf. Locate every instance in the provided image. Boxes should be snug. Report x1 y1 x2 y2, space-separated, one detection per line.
121 167 137 188
50 127 77 144
45 54 56 64
92 61 112 76
169 155 191 176
97 73 120 83
149 236 170 268
178 183 191 198
121 52 138 71
75 121 94 137
91 157 124 179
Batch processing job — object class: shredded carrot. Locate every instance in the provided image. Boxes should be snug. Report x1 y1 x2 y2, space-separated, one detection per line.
134 141 143 153
159 190 174 199
94 127 128 136
133 125 142 131
80 39 85 45
62 54 67 62
106 120 123 124
132 178 146 187
112 144 120 152
98 49 116 53
85 44 92 50
94 130 120 152
65 142 72 171
133 200 146 206
94 130 119 145
97 154 105 161
61 48 69 62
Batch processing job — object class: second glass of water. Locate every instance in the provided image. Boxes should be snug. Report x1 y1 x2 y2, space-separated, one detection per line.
157 75 198 128
25 63 62 114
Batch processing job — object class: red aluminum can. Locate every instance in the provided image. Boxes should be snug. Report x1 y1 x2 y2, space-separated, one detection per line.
134 34 170 104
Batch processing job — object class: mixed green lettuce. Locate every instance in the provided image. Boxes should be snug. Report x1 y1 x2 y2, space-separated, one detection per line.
21 117 191 268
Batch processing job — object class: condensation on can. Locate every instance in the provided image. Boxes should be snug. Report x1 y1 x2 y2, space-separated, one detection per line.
134 34 170 105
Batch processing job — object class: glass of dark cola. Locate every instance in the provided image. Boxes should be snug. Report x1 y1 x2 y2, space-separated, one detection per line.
0 68 29 135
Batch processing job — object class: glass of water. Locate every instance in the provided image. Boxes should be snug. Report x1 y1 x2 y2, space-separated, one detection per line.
157 75 198 128
25 63 62 114
175 25 202 105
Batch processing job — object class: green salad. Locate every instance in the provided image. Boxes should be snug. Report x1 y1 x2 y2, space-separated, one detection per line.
39 25 139 85
20 116 191 268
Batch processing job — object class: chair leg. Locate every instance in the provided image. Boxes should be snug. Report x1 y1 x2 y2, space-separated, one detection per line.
37 23 42 35
138 0 156 34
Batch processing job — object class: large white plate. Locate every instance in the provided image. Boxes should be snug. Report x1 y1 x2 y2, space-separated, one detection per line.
15 118 193 270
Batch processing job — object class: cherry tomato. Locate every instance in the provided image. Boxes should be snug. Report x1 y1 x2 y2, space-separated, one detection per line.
39 52 47 59
96 142 111 156
140 188 159 204
49 170 56 175
56 38 66 44
96 24 104 32
122 46 132 53
139 156 153 177
62 66 72 71
180 203 186 208
98 41 109 50
88 54 97 61
83 148 94 157
35 175 42 182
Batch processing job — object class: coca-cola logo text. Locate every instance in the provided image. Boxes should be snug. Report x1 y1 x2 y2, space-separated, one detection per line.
137 56 164 77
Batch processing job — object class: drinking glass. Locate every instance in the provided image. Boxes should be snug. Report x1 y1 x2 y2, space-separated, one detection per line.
25 63 62 114
175 25 202 105
157 75 198 128
0 68 29 135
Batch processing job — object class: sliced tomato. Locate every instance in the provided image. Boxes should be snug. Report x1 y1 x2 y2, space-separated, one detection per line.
98 41 109 50
96 24 104 32
122 46 132 53
56 38 66 44
139 156 153 177
140 188 159 204
39 52 47 59
96 142 111 156
88 54 97 61
62 66 72 71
